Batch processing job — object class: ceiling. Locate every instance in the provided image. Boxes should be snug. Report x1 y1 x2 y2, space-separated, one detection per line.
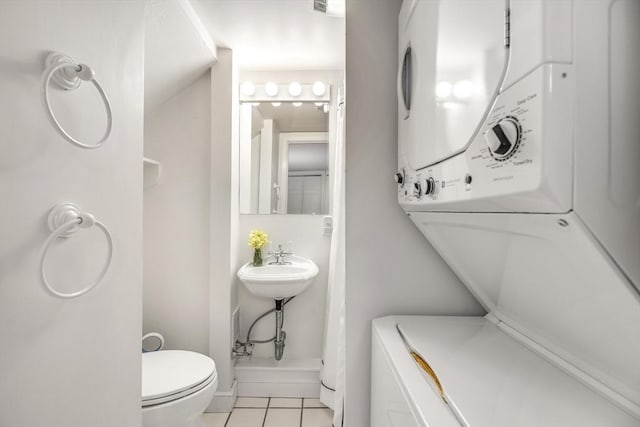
191 0 345 70
255 102 328 133
144 1 343 113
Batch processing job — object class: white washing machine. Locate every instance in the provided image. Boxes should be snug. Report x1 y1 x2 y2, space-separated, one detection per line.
373 0 640 425
372 315 639 427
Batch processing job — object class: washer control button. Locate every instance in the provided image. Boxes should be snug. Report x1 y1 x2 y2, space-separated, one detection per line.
425 177 436 196
394 173 404 185
413 181 422 198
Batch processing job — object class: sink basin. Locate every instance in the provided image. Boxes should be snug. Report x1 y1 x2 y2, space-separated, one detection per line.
237 255 319 299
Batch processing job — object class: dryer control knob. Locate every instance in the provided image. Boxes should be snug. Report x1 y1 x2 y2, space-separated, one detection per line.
413 181 422 198
425 177 436 196
485 116 521 160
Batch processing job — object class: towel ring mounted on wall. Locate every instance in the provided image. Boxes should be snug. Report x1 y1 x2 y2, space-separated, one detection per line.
42 52 113 149
40 203 113 299
142 332 165 353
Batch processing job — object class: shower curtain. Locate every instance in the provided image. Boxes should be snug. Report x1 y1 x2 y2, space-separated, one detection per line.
320 92 345 427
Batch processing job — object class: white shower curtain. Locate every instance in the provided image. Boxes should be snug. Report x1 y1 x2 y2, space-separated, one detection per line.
320 92 345 426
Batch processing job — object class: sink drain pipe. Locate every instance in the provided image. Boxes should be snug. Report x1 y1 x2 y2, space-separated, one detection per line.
274 298 286 360
233 296 295 359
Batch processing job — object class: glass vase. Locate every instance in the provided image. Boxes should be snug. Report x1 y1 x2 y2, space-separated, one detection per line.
253 248 263 266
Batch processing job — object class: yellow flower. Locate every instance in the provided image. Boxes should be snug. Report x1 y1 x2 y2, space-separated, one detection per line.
248 229 269 249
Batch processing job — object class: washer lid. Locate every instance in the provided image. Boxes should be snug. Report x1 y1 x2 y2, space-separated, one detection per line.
374 316 640 426
142 350 216 402
409 211 640 415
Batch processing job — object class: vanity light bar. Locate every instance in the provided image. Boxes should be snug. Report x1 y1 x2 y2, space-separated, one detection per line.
239 82 331 103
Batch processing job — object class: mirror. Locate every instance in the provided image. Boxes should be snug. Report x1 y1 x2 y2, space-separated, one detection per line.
239 78 335 215
278 132 329 215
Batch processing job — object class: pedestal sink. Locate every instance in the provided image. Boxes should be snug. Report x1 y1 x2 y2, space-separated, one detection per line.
237 255 319 299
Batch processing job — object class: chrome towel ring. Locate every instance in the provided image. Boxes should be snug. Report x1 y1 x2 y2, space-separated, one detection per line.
42 52 113 149
41 203 113 299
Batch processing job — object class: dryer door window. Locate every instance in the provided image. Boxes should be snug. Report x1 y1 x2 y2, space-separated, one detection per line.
401 0 508 170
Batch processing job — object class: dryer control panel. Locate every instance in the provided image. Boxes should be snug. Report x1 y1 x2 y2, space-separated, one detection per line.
398 64 573 213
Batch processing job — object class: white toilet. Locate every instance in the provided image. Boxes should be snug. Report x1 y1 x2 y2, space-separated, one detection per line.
142 350 218 427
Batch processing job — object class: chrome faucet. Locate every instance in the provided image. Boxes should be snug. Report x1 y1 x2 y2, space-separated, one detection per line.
268 244 292 265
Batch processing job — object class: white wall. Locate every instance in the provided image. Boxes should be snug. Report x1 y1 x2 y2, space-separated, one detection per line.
0 2 144 426
143 72 212 354
344 1 485 425
236 215 330 359
209 48 240 401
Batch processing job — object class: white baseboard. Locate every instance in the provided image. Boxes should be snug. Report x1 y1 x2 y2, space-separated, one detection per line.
235 358 321 398
319 386 336 411
206 379 237 412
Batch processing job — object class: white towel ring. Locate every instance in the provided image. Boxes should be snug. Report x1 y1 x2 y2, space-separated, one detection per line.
142 332 165 352
42 52 113 150
41 203 113 299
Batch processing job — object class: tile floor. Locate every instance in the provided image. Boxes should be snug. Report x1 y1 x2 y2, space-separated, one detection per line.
203 397 333 427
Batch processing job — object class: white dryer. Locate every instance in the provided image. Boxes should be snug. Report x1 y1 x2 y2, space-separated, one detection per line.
374 0 640 425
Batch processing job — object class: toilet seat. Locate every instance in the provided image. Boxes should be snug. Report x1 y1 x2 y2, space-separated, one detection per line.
142 350 217 407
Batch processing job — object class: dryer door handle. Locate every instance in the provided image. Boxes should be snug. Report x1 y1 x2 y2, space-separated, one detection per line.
398 44 412 120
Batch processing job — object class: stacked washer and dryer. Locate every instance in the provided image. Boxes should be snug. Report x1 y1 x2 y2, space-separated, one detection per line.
372 0 640 426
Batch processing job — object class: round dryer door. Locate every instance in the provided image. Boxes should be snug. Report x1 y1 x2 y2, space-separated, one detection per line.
398 0 509 171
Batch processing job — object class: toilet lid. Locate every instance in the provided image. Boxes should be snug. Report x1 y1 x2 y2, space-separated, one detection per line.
142 350 216 405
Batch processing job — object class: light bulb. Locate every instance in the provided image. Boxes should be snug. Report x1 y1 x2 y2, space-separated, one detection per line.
265 81 279 97
271 102 281 107
312 81 326 96
288 81 302 97
453 80 473 99
241 81 256 97
292 102 302 107
435 81 452 99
